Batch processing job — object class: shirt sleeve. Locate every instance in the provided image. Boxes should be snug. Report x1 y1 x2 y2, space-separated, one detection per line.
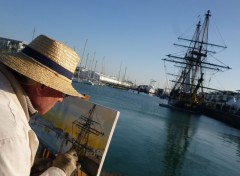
40 167 66 176
0 91 32 175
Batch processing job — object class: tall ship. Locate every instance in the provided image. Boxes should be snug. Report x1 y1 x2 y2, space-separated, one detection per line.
161 10 231 112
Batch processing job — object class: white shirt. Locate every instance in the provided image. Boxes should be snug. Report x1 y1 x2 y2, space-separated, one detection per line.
0 70 65 176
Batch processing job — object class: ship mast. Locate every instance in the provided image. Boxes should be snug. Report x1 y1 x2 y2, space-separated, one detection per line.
72 104 104 157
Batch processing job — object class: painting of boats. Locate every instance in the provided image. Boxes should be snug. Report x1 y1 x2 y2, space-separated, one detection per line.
30 96 120 176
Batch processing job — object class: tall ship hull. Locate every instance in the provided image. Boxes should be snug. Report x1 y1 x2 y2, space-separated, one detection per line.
168 98 201 112
202 108 240 129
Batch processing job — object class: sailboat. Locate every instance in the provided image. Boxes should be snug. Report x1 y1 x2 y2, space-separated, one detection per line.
160 10 231 112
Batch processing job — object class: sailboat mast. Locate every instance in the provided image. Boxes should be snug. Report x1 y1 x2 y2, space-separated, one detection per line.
80 39 88 68
183 10 211 94
197 10 211 94
200 10 211 58
172 20 202 94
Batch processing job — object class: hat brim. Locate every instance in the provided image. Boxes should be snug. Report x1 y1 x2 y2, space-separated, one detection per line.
0 52 83 98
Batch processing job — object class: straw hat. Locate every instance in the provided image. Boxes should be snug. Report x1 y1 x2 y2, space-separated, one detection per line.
0 35 83 97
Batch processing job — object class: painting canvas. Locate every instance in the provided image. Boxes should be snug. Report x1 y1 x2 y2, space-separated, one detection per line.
30 96 120 176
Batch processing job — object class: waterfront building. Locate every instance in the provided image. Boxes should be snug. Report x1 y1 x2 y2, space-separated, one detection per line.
0 37 27 53
73 66 134 88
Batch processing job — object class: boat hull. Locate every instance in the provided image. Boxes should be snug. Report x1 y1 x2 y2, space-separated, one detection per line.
202 108 240 129
159 102 200 114
167 98 202 113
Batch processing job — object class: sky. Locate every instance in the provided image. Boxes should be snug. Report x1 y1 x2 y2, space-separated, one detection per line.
0 0 240 91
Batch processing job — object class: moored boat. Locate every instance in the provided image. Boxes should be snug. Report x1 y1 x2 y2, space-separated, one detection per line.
161 10 231 112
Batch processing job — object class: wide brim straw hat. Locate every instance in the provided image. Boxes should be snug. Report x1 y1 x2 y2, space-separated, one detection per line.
0 35 83 97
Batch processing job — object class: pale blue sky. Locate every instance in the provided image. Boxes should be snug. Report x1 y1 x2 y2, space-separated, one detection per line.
1 0 240 91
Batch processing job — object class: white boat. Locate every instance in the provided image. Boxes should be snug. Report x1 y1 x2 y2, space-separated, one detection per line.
146 85 155 94
81 79 95 85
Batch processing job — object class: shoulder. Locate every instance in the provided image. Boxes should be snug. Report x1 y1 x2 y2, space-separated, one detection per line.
0 71 27 140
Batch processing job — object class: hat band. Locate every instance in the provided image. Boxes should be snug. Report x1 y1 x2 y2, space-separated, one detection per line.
21 46 73 79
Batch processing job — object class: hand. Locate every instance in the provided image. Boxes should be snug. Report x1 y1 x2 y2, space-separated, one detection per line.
52 148 78 176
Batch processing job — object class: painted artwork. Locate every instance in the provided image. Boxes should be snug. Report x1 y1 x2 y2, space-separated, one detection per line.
30 96 120 176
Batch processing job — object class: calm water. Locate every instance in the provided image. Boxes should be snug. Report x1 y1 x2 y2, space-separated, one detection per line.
73 83 240 176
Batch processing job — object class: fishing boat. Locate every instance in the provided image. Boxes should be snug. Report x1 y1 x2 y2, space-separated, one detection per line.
160 10 231 113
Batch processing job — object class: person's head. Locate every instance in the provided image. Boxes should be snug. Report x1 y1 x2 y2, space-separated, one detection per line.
12 72 64 114
0 35 83 114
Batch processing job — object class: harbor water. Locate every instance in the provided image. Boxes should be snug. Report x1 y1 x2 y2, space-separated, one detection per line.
73 83 240 176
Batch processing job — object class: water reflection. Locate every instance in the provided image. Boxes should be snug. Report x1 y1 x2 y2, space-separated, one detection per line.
220 133 240 159
162 110 197 176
